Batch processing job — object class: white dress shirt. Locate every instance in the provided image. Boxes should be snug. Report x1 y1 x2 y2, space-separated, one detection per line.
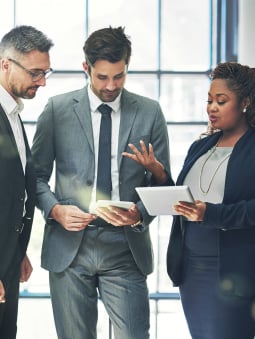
87 85 121 212
0 85 26 173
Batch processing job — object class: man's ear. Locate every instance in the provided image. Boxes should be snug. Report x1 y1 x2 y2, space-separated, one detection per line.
82 61 90 75
1 58 10 72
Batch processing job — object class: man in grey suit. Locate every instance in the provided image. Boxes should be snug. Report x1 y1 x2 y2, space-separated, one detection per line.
32 26 173 339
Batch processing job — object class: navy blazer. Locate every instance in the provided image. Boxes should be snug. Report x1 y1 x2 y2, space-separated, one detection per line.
167 127 255 297
0 105 36 284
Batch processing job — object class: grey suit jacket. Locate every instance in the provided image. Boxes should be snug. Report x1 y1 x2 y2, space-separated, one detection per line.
32 86 172 276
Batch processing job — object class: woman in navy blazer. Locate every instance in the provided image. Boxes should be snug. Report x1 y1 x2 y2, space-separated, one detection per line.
125 62 255 339
167 62 255 339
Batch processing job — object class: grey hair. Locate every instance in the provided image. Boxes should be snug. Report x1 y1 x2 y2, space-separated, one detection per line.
0 25 54 58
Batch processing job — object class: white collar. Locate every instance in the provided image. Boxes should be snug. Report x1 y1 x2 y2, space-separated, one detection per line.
87 84 121 113
0 85 24 116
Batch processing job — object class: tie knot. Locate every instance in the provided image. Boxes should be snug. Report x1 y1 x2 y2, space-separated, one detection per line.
98 104 112 115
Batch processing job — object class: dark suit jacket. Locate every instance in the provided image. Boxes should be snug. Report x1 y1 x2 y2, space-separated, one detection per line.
0 105 36 284
167 127 255 297
32 86 173 276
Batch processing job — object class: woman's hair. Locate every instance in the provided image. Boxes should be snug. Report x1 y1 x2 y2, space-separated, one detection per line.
202 62 255 136
83 26 131 73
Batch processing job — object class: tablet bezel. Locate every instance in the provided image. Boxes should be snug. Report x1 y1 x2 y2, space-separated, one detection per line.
96 200 133 210
135 185 194 216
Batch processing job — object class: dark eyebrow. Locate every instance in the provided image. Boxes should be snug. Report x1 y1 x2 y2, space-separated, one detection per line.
208 92 228 97
115 71 125 76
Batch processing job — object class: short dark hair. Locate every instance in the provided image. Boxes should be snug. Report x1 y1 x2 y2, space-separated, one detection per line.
83 26 131 69
0 25 54 57
210 62 255 127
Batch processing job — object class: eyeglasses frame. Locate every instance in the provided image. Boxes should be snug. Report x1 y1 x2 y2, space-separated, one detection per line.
8 58 53 82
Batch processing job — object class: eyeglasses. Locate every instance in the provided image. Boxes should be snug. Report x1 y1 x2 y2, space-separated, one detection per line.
8 58 53 82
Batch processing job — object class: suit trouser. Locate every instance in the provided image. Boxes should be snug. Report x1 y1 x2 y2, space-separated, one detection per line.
0 260 20 339
49 225 150 339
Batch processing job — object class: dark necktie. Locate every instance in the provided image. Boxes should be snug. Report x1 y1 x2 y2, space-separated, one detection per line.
96 104 112 200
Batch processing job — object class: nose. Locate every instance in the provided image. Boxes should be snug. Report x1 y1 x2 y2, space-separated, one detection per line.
35 76 47 87
105 79 117 91
208 102 218 112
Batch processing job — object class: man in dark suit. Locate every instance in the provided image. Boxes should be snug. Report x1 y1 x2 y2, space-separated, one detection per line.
32 26 173 339
0 25 53 338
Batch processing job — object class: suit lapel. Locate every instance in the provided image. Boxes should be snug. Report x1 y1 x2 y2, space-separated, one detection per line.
0 104 18 150
72 87 94 152
118 89 138 168
177 132 221 185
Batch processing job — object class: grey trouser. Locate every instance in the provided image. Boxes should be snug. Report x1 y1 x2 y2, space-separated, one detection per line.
49 225 150 339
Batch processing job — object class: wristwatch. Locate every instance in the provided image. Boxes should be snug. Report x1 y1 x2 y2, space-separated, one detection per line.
131 219 143 228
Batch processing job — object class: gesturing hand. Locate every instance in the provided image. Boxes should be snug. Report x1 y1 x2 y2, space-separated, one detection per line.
122 140 166 183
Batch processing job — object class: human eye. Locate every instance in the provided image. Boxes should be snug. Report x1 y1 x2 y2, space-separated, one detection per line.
206 100 212 104
114 73 124 80
217 101 226 105
33 71 43 77
98 75 107 80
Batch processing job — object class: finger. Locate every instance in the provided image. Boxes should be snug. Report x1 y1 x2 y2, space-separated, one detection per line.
127 143 146 159
122 152 136 160
139 140 148 154
0 290 5 304
148 143 154 155
128 143 139 153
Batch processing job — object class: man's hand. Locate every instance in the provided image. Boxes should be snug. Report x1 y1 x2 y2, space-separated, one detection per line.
20 254 33 282
0 280 5 304
96 203 142 227
122 140 167 183
50 204 96 231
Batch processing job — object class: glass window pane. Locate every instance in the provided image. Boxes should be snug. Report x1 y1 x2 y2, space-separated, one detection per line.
88 0 158 70
161 0 211 70
21 73 87 122
167 124 207 180
160 74 210 122
125 74 159 100
0 2 14 38
156 300 191 338
15 0 86 69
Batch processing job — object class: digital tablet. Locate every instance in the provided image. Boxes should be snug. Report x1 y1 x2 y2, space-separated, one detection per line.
96 200 133 210
135 185 194 216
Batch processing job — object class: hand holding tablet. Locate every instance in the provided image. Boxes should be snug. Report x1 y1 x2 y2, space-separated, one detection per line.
135 185 194 216
96 200 133 210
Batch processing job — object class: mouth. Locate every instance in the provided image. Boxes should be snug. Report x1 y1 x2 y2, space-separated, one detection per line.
209 115 217 123
27 86 39 95
102 90 119 101
104 90 117 96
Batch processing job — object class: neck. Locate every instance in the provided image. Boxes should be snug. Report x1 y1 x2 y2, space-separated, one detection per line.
217 127 249 147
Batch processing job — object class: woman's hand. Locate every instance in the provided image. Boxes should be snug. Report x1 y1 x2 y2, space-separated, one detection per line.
173 200 206 221
122 140 167 183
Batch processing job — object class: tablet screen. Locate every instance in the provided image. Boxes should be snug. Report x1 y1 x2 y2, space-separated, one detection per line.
135 185 194 216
